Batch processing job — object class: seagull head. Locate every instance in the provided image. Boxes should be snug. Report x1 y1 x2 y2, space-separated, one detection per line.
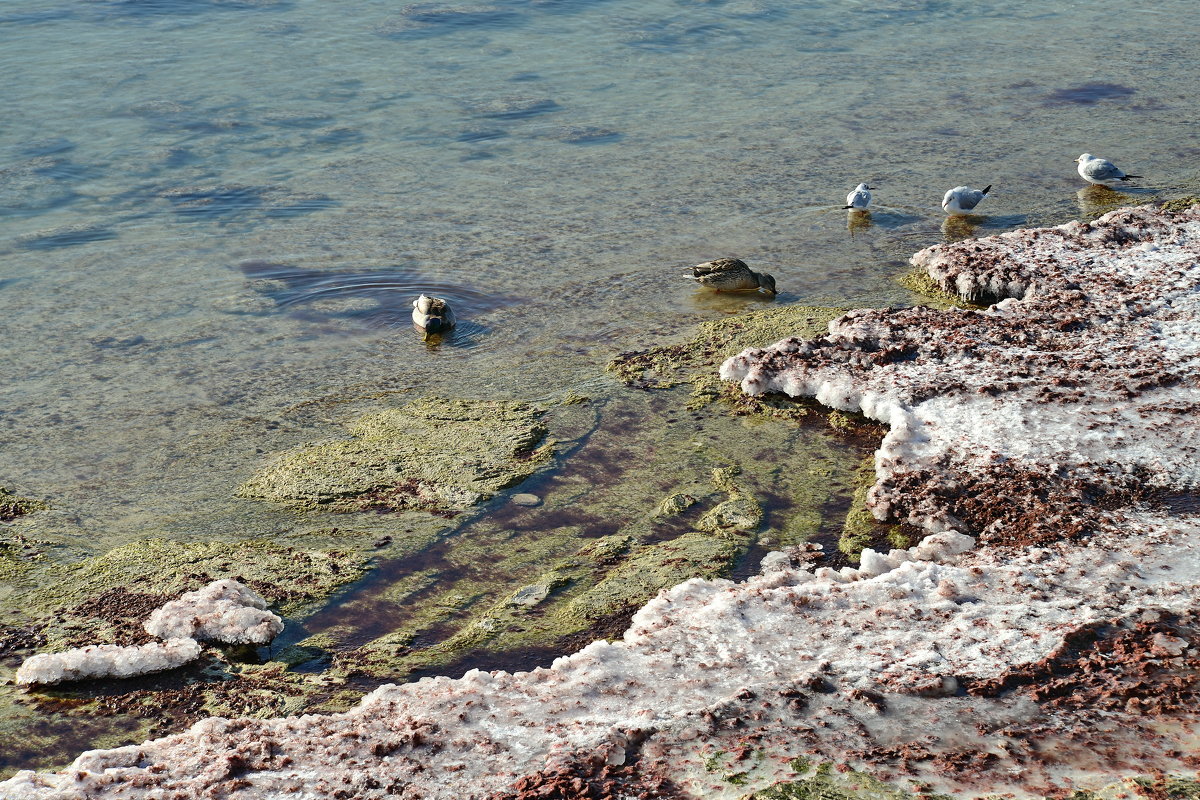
1075 153 1093 163
856 182 872 191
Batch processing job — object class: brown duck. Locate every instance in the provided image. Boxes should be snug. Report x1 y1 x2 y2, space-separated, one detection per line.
683 258 777 296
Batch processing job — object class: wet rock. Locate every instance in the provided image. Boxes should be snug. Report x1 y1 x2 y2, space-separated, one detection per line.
654 492 696 517
510 493 541 507
236 397 551 513
0 488 48 522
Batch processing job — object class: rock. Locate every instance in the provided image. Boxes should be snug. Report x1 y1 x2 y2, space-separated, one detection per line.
236 397 551 514
654 492 696 517
511 493 541 507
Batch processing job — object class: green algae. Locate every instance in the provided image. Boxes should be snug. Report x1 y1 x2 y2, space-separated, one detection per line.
236 397 552 513
656 492 698 517
1159 195 1200 214
0 488 48 522
0 531 47 583
835 455 915 561
608 304 846 394
895 268 982 310
1 536 373 656
751 764 932 800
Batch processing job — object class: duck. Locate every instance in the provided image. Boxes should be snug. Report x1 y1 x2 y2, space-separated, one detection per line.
412 294 456 334
844 182 874 210
684 258 777 296
941 184 991 215
1075 153 1141 187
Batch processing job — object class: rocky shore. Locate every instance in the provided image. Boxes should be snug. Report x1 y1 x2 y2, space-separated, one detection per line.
4 203 1200 799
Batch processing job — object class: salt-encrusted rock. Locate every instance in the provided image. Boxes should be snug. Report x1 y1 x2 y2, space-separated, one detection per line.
15 638 201 686
722 203 1200 549
144 579 283 645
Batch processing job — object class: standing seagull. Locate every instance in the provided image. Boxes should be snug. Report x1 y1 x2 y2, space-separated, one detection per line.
942 184 991 215
1075 153 1141 187
683 258 777 296
844 183 874 210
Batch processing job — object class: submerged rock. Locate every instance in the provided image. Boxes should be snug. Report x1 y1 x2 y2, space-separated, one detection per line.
237 397 551 513
0 488 48 522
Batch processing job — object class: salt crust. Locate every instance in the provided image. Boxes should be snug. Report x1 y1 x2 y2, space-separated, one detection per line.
4 207 1200 798
143 578 283 645
14 639 201 687
722 204 1200 538
12 580 281 688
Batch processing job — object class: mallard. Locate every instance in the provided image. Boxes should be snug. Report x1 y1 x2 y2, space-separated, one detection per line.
684 258 777 296
844 182 874 210
412 294 456 334
1075 153 1141 187
941 184 991 215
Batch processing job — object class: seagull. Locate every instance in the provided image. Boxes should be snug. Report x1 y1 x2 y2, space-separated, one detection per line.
683 258 777 296
844 183 874 210
1075 153 1141 187
412 294 456 335
942 184 991 215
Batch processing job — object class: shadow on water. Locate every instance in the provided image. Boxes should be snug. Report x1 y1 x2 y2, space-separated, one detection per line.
1042 82 1136 106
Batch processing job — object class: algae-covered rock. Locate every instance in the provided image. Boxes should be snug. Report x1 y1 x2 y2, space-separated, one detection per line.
561 531 750 622
0 488 49 522
654 492 697 517
696 495 762 533
12 538 371 653
609 305 845 391
236 397 551 513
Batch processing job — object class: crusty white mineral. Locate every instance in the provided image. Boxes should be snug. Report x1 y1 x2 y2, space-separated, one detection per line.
13 580 282 688
4 205 1200 799
14 639 201 687
143 578 283 645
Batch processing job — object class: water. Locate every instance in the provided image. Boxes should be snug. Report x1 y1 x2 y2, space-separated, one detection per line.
2 0 1200 777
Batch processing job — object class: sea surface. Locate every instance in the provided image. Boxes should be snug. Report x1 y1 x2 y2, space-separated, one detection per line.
2 0 1200 777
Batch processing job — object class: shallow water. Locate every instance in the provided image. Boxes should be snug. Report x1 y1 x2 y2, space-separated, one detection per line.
2 0 1200 777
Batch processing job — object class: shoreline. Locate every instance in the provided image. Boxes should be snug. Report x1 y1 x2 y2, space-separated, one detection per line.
4 201 1199 798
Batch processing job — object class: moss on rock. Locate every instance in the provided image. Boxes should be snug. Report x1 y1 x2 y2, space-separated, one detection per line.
236 397 551 513
8 537 371 654
0 488 48 522
609 305 846 392
895 268 983 310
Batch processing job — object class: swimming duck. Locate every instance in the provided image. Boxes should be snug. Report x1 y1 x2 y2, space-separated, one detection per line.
412 294 456 334
684 258 777 296
941 184 991 215
1075 153 1141 187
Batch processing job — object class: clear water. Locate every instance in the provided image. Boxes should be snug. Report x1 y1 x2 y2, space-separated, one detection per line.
2 0 1200 775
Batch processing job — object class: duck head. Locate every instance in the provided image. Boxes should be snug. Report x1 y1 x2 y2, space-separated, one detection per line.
756 272 778 297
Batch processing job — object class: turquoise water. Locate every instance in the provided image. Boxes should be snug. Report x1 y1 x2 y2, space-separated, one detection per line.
2 0 1200 774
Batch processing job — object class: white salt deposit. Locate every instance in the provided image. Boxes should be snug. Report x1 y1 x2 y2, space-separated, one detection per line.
14 639 201 687
143 578 283 645
4 205 1199 798
13 579 282 688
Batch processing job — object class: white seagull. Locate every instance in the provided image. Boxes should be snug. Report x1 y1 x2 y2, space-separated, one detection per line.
941 184 991 215
1075 153 1141 187
844 183 873 210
